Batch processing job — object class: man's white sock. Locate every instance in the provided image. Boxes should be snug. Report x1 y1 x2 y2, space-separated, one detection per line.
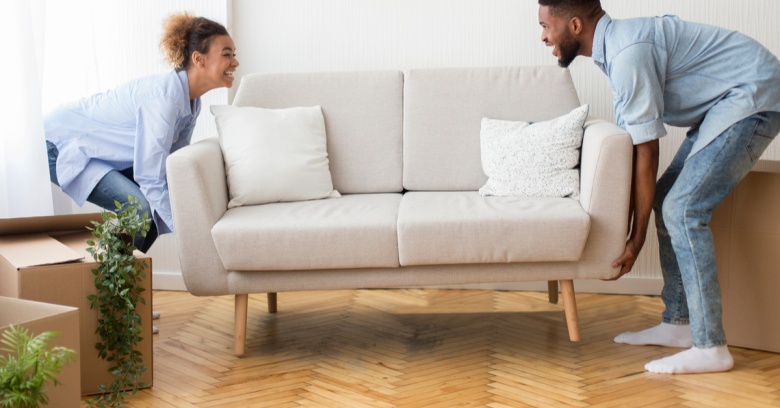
645 345 734 374
614 322 692 348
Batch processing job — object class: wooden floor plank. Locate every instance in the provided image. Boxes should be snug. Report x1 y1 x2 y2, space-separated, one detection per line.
100 289 780 407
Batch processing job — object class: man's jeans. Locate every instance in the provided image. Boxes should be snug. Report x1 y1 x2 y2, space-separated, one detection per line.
47 141 158 253
655 111 780 348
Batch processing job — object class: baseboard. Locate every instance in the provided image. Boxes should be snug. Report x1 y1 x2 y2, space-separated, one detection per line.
152 270 188 291
153 269 663 296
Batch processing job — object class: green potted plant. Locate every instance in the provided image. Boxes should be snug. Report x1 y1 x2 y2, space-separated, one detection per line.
0 325 76 408
86 196 151 407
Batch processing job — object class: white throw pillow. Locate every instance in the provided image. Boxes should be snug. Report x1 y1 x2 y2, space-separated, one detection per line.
211 105 340 208
479 104 589 198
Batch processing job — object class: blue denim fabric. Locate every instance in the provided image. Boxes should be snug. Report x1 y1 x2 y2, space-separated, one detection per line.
654 111 780 348
47 141 158 253
592 14 780 159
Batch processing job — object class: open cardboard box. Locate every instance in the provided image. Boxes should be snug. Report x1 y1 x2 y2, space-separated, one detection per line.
0 213 153 395
0 296 81 408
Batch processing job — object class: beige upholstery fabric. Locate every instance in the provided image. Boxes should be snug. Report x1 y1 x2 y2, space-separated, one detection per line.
403 66 581 191
166 68 633 300
166 67 637 353
211 194 402 271
397 192 590 266
167 138 230 295
166 121 633 294
573 121 634 279
233 71 404 194
226 263 581 294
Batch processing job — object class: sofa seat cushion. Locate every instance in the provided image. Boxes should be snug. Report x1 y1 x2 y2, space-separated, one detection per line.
212 193 402 271
397 191 590 266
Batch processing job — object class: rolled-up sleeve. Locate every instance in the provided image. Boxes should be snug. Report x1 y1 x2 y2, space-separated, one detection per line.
134 97 178 234
609 43 668 145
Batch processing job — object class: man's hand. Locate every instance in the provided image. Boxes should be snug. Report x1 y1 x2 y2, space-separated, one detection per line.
607 139 659 281
610 238 643 280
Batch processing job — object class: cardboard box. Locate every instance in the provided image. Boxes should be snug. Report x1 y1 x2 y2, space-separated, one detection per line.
0 214 153 395
712 161 780 353
0 297 81 408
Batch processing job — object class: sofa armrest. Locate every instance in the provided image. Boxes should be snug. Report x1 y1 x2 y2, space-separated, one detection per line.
167 138 230 295
576 119 634 279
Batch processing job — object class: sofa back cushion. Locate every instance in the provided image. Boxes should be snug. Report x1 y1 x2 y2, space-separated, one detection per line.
232 71 404 194
403 66 581 191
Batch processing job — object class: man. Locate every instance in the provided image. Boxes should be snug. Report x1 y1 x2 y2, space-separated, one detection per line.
537 0 780 374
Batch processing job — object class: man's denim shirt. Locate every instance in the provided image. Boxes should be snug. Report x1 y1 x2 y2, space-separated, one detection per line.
592 13 780 158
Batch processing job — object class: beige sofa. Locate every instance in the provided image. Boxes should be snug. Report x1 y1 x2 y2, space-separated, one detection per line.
167 66 633 355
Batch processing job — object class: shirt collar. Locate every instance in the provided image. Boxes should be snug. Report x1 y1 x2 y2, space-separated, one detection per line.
591 13 611 66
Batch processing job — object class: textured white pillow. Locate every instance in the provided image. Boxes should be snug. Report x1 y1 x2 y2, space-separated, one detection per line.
479 104 588 198
212 105 340 208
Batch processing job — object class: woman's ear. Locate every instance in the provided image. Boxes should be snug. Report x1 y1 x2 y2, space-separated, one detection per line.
191 51 204 68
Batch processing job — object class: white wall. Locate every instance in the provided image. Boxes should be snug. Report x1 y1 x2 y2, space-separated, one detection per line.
157 0 780 293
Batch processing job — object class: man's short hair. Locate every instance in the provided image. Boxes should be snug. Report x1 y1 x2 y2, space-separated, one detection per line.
538 0 603 20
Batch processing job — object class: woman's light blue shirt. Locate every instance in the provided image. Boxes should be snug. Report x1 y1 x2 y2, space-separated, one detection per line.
45 69 201 234
592 14 780 158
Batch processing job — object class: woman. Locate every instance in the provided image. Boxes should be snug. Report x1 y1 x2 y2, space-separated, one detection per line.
45 12 239 252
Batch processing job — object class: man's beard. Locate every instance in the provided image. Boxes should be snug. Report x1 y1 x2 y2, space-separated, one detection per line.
557 30 580 68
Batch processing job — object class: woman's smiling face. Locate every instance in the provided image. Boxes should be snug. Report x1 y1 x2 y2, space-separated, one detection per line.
200 34 239 88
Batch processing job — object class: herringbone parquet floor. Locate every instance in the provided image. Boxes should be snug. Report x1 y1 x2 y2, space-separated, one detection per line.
97 289 780 407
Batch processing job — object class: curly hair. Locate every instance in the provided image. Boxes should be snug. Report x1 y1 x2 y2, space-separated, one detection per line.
160 12 229 71
538 0 603 20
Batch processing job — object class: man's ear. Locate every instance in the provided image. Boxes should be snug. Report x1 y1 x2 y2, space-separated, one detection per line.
570 16 583 35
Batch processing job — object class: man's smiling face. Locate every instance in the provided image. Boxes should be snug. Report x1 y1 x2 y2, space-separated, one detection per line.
539 5 581 68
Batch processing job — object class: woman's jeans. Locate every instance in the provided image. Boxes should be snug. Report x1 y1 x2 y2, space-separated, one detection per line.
654 111 780 348
47 141 158 253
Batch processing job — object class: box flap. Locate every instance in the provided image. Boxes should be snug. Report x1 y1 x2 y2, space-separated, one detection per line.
56 231 97 262
0 213 102 237
0 234 84 268
56 231 151 263
0 297 81 407
0 296 79 327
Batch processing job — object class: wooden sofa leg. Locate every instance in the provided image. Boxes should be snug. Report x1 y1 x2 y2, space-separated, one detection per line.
267 292 278 313
560 280 581 342
235 294 248 356
547 280 558 304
